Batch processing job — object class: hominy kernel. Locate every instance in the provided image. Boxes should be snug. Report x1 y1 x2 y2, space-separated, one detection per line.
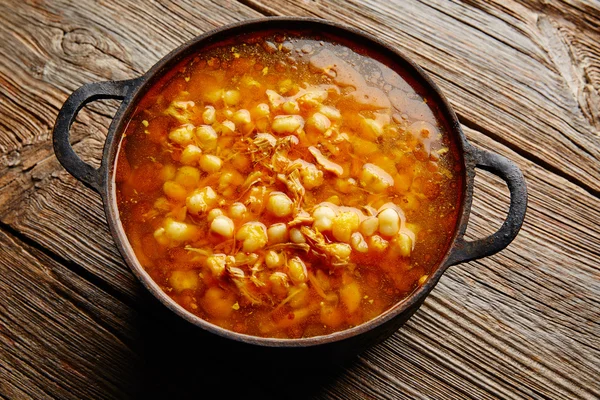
272 115 303 134
195 125 218 150
289 227 306 244
186 187 217 215
206 254 227 277
169 270 199 292
306 112 331 133
378 208 401 237
282 100 300 114
199 154 223 173
350 232 369 253
168 124 194 145
265 250 284 269
180 145 203 165
202 106 216 124
267 223 289 244
360 216 379 237
287 256 307 284
229 202 247 219
233 109 252 126
266 192 293 217
332 211 360 243
223 89 241 106
210 215 234 238
252 103 270 118
220 120 236 135
163 181 188 202
207 208 224 223
236 222 268 252
164 219 198 242
175 166 200 188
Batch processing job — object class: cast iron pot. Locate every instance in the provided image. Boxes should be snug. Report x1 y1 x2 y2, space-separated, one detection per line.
52 17 527 355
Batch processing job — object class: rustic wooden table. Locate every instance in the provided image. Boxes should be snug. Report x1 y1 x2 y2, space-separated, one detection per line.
1 1 598 399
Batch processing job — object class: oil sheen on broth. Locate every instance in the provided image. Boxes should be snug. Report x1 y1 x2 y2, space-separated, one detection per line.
115 32 462 339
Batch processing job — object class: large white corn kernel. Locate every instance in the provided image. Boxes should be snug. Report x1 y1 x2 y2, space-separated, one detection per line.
330 243 352 260
218 171 244 195
252 103 270 118
220 120 236 135
223 89 241 106
350 232 369 253
368 235 388 252
186 187 217 215
378 208 400 237
266 89 284 109
236 222 268 253
272 115 303 134
312 205 336 232
360 216 379 237
360 118 384 140
205 254 227 277
332 211 360 243
164 218 198 242
202 106 216 124
160 164 177 181
319 105 341 120
210 215 234 238
195 125 218 149
289 228 306 244
207 208 224 223
298 90 327 107
391 232 413 258
282 100 300 114
298 160 324 189
168 124 195 145
175 166 200 188
232 109 251 126
267 223 288 244
269 272 289 297
287 256 307 284
229 202 247 219
205 89 224 104
266 192 293 217
163 181 188 202
199 154 222 173
153 227 170 246
265 250 284 269
359 163 394 193
306 112 331 133
180 145 202 165
169 270 199 293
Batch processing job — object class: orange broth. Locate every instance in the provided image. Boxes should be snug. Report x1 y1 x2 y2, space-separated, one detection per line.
115 32 462 338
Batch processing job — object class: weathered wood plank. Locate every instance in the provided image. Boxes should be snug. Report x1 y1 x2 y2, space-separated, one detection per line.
241 0 600 195
0 227 140 399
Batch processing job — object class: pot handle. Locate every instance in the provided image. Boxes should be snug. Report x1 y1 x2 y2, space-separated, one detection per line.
52 78 141 193
444 145 528 267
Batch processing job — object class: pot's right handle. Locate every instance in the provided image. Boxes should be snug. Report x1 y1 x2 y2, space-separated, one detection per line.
52 78 141 193
444 145 528 267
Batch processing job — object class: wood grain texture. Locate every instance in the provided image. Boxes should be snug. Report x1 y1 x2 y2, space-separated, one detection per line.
0 0 599 399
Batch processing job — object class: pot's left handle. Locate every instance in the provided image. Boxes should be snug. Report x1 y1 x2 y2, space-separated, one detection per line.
53 78 141 193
